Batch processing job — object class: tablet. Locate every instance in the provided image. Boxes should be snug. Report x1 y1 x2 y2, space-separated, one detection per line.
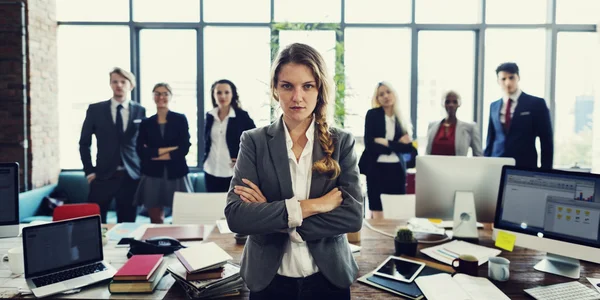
373 256 426 283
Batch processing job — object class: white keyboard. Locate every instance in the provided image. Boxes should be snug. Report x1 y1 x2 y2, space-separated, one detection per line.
525 281 600 300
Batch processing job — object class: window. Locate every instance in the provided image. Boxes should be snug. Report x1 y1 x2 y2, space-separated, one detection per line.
483 29 547 148
554 32 598 168
203 0 270 23
139 29 198 166
417 31 475 155
415 0 480 24
485 0 547 24
556 0 600 24
274 0 341 23
344 28 411 149
57 26 130 169
203 27 272 127
133 0 200 22
344 0 411 24
56 0 128 22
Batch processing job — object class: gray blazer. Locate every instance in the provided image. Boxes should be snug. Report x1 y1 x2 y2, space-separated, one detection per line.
224 117 363 292
425 119 483 156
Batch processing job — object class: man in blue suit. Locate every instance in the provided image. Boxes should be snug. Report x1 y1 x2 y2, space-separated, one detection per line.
79 67 146 223
484 62 553 169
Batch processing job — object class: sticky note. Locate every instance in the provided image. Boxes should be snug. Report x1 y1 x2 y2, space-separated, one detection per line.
496 231 516 252
428 218 442 224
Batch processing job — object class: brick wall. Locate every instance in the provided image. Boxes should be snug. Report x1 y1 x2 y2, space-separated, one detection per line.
0 2 27 190
27 0 59 188
0 0 59 190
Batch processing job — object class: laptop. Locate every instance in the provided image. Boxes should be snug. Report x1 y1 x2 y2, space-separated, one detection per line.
22 215 116 298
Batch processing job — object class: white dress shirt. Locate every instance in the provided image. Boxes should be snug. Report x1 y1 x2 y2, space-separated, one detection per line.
110 98 129 132
377 114 400 163
204 107 236 178
500 89 521 124
278 120 319 277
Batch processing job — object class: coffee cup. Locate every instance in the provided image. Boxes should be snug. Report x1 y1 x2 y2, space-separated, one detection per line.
488 257 510 281
452 254 478 276
2 247 24 275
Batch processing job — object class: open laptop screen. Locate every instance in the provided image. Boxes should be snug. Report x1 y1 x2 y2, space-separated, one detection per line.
0 163 19 225
23 216 103 278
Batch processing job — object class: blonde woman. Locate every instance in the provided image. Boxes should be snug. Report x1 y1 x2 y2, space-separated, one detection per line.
225 43 362 299
426 91 483 156
358 81 413 220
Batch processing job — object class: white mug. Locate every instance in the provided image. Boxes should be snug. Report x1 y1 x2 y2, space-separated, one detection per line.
2 247 24 275
488 257 510 281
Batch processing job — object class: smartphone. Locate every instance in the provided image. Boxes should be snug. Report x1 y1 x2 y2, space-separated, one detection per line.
116 237 135 248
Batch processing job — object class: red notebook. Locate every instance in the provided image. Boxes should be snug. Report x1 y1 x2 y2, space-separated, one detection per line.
114 254 164 281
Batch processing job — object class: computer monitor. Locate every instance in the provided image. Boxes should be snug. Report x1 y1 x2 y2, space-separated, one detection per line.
493 166 600 279
0 162 20 238
415 156 515 222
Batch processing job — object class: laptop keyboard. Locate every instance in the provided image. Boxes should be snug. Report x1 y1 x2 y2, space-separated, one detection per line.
32 262 106 287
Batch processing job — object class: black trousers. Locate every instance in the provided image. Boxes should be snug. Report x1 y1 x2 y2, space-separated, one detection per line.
366 162 406 211
88 170 139 223
205 173 232 193
249 272 350 300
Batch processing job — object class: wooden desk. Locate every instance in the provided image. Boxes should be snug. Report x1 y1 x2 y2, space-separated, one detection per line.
167 219 600 300
0 224 209 299
4 221 599 299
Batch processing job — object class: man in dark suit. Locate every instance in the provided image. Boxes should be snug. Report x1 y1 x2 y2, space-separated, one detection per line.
79 67 146 223
484 62 553 169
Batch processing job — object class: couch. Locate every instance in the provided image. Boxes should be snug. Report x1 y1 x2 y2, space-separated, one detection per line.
19 171 207 223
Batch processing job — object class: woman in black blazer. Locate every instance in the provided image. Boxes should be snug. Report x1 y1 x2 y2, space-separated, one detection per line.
359 81 414 219
134 83 193 223
204 79 256 192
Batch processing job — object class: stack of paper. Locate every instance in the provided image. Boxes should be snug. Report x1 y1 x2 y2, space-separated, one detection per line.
167 262 243 299
420 240 501 266
415 273 509 300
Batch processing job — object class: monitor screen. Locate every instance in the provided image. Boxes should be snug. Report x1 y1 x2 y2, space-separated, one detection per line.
0 163 19 225
23 216 103 277
495 167 600 248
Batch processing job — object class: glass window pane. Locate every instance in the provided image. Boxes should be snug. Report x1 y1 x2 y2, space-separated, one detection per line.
416 0 480 24
140 30 198 166
57 0 129 22
557 0 600 24
133 0 200 22
417 31 475 155
486 0 547 24
345 0 411 24
57 26 130 169
278 30 337 122
274 0 341 23
204 0 270 22
204 27 271 127
345 28 411 151
483 29 547 156
554 32 598 168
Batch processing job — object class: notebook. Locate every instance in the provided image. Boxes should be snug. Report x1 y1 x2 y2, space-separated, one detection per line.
415 273 510 300
109 261 168 293
420 240 501 266
113 254 164 281
141 225 204 241
357 265 450 299
175 242 232 273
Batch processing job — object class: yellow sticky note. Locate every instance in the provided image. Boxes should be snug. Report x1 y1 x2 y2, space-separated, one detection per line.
495 231 516 252
428 218 442 224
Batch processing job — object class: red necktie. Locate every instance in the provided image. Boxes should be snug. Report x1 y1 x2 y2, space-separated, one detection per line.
504 99 512 132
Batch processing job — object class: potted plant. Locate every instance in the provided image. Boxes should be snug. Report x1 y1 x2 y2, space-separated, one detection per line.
394 227 418 257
